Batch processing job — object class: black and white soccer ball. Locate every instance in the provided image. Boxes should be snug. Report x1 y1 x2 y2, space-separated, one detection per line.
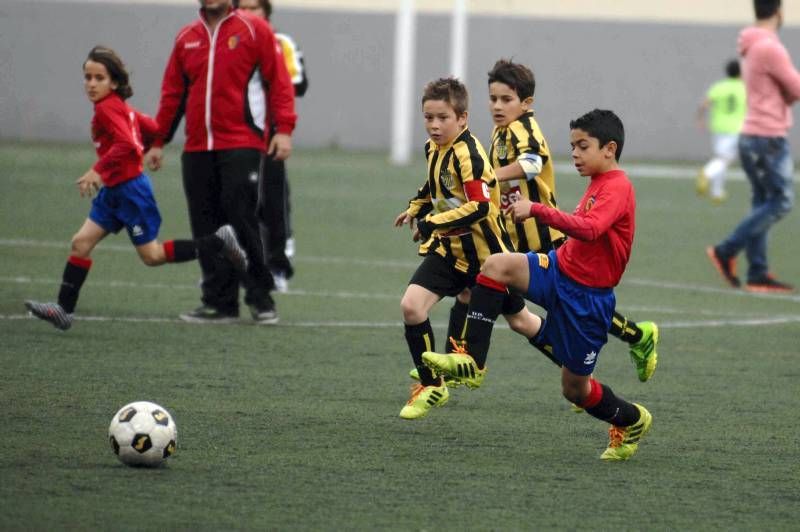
108 401 177 467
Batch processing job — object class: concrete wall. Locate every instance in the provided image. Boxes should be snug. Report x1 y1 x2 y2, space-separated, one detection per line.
3 1 800 161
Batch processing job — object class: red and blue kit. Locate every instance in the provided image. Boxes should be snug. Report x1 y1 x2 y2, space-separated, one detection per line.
154 7 296 152
525 169 635 374
530 169 635 288
89 92 162 245
91 93 157 187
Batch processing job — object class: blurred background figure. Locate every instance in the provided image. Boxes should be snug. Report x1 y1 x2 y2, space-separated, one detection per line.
696 59 746 203
239 0 309 293
707 0 799 293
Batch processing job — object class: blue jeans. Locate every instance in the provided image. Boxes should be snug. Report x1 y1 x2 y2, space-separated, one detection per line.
716 135 795 281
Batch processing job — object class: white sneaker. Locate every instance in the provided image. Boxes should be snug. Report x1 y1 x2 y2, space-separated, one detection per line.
273 272 289 293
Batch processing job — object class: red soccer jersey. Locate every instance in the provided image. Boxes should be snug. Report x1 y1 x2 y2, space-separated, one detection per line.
91 93 158 187
530 169 635 288
154 7 296 152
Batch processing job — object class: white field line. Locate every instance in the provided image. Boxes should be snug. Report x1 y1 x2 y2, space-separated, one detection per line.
3 273 798 311
4 312 800 330
3 238 800 329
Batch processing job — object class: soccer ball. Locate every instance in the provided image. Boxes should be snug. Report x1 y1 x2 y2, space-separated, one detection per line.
108 401 177 467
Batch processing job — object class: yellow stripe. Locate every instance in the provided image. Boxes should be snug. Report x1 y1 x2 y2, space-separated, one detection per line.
422 332 432 352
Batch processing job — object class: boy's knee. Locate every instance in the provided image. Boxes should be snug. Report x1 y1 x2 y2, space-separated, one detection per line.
561 382 587 405
400 297 424 323
561 387 582 405
481 255 506 279
140 255 161 267
70 234 91 257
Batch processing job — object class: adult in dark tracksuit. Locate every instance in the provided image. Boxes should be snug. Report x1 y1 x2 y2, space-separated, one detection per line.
239 0 308 292
145 0 296 323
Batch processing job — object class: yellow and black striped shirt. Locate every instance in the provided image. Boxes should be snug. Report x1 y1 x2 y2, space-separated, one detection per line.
406 128 514 275
489 111 564 253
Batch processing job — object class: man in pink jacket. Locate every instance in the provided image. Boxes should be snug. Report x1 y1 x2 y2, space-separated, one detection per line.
707 0 799 293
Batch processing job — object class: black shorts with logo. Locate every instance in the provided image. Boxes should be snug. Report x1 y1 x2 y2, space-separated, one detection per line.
409 254 525 315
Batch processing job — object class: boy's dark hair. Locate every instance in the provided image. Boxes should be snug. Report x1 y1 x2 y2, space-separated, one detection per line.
570 109 625 161
233 0 272 19
84 45 133 100
754 0 781 19
726 59 741 78
487 59 535 101
422 77 468 115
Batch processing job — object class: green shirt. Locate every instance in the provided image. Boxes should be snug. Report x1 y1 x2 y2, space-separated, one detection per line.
707 78 746 134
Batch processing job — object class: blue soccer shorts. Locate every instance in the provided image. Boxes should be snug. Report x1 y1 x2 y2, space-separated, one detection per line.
524 250 615 376
89 173 162 246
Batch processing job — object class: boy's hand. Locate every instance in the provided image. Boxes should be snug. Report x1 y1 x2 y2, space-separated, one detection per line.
506 198 534 222
144 147 163 171
77 169 102 198
394 211 412 227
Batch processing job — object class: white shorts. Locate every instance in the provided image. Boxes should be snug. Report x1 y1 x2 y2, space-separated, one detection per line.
712 133 739 162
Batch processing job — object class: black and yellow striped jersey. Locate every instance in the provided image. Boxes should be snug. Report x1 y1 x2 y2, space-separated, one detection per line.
405 128 514 276
489 111 565 253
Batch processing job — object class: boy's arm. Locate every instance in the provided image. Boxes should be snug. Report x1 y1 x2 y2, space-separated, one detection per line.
93 103 139 180
518 181 630 241
496 121 545 182
277 33 308 97
257 19 297 138
406 180 432 220
135 111 159 152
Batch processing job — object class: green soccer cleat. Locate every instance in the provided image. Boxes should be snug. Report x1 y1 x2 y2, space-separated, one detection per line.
629 321 659 382
600 404 652 461
408 367 463 388
422 350 486 389
399 381 449 420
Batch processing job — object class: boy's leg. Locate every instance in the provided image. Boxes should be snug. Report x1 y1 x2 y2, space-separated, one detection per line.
445 289 470 352
137 228 245 268
25 218 107 330
257 156 293 285
399 283 448 419
423 253 531 388
566 369 652 461
608 311 659 382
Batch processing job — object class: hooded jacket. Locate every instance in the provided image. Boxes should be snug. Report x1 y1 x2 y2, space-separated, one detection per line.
738 26 800 137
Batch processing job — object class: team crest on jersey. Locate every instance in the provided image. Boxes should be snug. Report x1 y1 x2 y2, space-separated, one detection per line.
440 168 454 190
228 35 240 50
584 195 596 212
495 141 508 160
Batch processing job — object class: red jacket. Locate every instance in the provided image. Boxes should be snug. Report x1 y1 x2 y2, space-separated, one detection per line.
530 169 635 288
92 93 158 187
154 7 296 152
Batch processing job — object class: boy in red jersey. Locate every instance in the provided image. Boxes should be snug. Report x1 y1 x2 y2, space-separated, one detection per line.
24 46 247 331
424 109 653 460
